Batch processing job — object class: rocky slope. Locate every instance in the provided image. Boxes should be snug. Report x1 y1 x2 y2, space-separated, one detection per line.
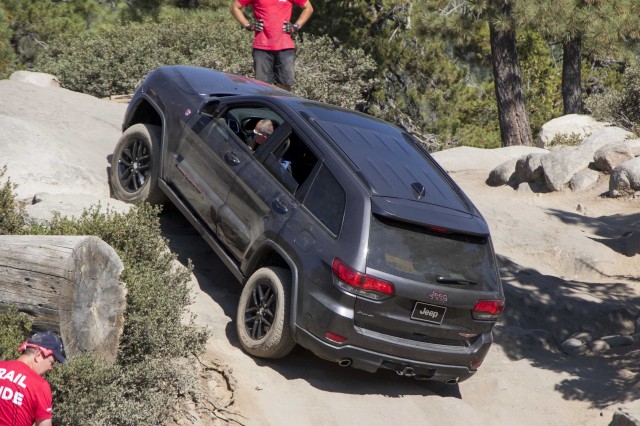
2 73 640 425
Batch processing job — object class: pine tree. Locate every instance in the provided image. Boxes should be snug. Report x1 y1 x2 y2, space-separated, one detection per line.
310 0 501 148
0 8 17 77
515 0 640 115
421 0 532 147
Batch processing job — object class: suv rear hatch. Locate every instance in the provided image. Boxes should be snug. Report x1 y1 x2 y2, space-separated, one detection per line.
353 197 503 358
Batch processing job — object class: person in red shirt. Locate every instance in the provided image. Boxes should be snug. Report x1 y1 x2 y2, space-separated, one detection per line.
0 332 66 426
230 0 314 91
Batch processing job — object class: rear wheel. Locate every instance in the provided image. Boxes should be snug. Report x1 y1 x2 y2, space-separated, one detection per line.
110 123 166 204
236 267 295 359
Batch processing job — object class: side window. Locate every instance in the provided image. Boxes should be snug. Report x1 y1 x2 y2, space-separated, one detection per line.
222 106 283 151
303 165 345 235
264 131 318 195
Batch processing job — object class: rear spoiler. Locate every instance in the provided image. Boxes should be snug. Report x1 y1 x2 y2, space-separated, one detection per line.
370 196 490 237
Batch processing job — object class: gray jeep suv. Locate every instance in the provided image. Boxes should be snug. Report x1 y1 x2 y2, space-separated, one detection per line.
109 66 504 383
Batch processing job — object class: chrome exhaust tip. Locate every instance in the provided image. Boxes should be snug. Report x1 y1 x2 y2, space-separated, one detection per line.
396 366 415 377
446 377 459 384
338 358 352 367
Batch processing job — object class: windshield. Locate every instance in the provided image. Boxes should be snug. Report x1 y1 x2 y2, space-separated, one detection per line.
367 215 500 291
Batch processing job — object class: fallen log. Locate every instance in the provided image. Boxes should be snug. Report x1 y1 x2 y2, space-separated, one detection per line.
0 235 126 363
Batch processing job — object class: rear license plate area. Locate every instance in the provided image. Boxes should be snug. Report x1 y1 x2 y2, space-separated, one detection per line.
411 302 446 324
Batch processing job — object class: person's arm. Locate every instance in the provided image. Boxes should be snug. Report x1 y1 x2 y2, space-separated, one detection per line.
35 419 52 426
295 0 313 28
230 1 250 28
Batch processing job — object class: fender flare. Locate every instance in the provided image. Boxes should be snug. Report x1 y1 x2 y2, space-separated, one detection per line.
123 95 167 176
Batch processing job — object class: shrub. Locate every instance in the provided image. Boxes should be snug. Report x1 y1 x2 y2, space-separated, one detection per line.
19 204 209 424
294 35 376 110
0 306 32 360
48 355 194 426
548 132 584 148
23 204 209 364
36 7 375 110
0 165 24 234
586 62 640 134
0 165 209 424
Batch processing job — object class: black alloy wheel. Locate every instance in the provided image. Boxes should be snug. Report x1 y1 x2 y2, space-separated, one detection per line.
109 123 166 205
243 281 276 340
236 267 295 358
117 136 151 194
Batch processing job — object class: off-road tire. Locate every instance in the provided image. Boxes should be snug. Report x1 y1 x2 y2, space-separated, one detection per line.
110 123 166 205
236 267 296 359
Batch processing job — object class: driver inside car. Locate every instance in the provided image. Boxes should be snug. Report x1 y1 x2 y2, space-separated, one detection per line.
247 119 273 152
248 119 292 172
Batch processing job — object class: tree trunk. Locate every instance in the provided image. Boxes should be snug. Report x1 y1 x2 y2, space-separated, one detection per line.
489 21 533 147
562 36 583 114
0 235 126 363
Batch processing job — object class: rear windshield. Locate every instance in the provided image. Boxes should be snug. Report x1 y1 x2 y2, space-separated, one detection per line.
367 215 500 290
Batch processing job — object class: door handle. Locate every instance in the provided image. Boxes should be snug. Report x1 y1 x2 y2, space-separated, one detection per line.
224 151 240 166
271 195 289 214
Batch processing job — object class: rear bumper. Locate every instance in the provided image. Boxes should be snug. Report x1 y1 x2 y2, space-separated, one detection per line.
295 325 478 383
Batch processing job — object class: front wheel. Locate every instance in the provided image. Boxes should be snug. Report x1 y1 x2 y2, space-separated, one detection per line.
236 267 295 359
109 123 166 204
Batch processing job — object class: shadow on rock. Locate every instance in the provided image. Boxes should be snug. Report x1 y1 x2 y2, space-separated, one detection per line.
496 254 640 408
545 208 640 258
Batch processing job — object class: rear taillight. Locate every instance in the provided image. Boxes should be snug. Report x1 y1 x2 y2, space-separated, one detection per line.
472 299 505 321
332 258 394 300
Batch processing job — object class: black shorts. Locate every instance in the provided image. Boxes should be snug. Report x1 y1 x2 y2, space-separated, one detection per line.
253 49 295 87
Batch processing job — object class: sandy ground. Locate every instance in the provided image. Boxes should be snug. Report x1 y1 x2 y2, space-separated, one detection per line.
165 162 640 426
1 79 639 426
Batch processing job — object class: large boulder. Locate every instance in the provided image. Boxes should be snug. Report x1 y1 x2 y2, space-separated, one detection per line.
569 169 600 192
581 126 635 155
513 152 546 184
432 145 547 173
540 147 591 191
486 158 519 187
610 400 640 426
9 71 60 88
594 139 640 173
536 114 607 148
0 80 127 200
610 157 640 197
541 126 634 191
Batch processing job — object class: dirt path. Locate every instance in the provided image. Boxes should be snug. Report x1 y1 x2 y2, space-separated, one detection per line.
160 158 640 426
3 79 637 426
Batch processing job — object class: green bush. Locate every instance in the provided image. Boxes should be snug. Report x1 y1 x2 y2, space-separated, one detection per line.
48 355 194 426
36 7 375 110
518 30 562 137
0 166 209 424
586 62 640 134
0 306 32 361
0 7 17 79
294 35 376 110
23 204 209 364
0 165 25 234
548 132 584 148
21 204 209 424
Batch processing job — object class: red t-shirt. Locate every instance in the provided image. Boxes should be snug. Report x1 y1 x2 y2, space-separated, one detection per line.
0 360 53 426
239 0 308 50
